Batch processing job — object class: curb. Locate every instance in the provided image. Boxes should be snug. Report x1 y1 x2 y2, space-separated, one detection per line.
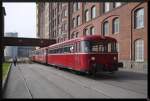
2 63 12 97
119 68 147 74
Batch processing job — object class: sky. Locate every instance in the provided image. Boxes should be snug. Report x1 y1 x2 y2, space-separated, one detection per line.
3 3 36 38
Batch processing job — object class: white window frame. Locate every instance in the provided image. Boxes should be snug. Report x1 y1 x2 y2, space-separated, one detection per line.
73 3 76 12
135 8 144 29
77 2 80 10
113 18 119 34
64 9 68 17
77 15 80 26
103 21 109 35
135 39 144 62
115 2 122 8
104 2 110 13
91 27 95 35
91 6 96 19
85 10 90 22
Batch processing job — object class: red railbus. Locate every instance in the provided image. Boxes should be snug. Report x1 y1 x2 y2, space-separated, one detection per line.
31 47 47 64
46 35 123 75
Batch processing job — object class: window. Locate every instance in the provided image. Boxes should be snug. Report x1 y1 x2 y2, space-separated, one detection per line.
135 8 144 29
77 2 80 10
104 2 110 13
64 23 67 31
90 26 95 35
85 28 89 35
64 9 68 17
135 39 144 62
73 18 76 28
103 21 109 35
113 18 119 34
80 41 117 53
71 33 75 38
115 2 121 8
77 15 80 26
91 6 96 19
73 3 76 12
76 32 79 37
59 28 61 35
85 10 90 22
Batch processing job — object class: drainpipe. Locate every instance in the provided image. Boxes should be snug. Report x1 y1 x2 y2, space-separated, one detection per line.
130 2 144 68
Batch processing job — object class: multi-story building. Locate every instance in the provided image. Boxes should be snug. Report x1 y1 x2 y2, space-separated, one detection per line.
36 2 147 69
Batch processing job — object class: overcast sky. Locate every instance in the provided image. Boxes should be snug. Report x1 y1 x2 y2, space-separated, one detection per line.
3 3 36 38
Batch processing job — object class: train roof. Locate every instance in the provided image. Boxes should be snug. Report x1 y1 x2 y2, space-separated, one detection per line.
47 35 117 48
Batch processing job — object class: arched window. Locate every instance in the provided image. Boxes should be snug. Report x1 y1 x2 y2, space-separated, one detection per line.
113 18 119 34
90 26 95 35
135 8 144 29
76 32 79 38
115 2 121 8
73 18 76 28
135 39 144 62
103 21 109 35
71 33 75 38
91 6 96 19
77 15 80 26
85 10 90 22
84 28 89 36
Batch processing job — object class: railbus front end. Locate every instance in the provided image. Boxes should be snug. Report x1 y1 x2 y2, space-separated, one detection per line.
79 37 123 75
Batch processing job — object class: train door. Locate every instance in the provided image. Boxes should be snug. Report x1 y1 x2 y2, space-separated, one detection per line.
75 42 80 70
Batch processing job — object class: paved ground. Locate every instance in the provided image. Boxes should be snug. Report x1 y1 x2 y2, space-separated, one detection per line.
3 63 147 98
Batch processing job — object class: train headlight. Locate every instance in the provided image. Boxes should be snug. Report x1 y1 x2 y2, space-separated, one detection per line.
113 56 117 60
91 57 95 61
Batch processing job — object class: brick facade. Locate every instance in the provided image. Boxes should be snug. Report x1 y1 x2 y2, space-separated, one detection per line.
36 2 147 69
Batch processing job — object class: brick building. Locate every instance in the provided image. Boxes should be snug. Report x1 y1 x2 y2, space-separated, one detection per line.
36 2 147 69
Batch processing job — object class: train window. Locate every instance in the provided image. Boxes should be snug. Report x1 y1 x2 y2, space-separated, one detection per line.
91 45 99 52
111 42 117 52
80 40 117 53
70 46 74 53
108 43 111 52
99 45 104 52
64 46 70 53
81 41 90 53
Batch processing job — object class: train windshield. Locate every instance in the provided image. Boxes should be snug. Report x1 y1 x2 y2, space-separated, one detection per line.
81 40 117 53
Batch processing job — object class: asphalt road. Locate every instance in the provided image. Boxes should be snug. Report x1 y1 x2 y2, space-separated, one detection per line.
3 63 147 98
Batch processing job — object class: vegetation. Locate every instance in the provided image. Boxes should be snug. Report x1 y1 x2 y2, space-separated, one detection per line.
3 63 11 80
